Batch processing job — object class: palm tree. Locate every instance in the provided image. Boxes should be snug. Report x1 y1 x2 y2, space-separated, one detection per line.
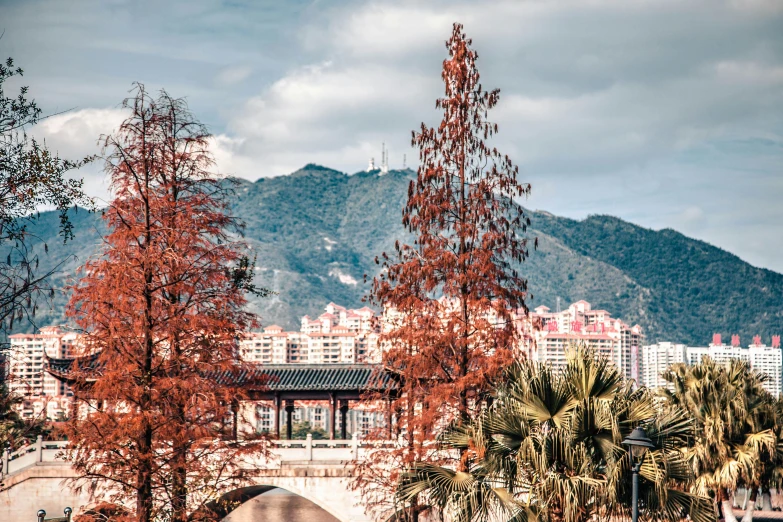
397 347 714 522
661 357 783 522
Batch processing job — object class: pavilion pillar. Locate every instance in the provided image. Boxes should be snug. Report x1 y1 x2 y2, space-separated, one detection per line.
274 393 281 440
340 399 349 440
285 399 295 440
330 393 337 440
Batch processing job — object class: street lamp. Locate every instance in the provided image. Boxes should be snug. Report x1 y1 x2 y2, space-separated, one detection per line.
622 426 655 522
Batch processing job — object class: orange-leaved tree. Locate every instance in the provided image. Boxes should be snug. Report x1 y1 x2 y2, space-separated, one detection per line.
64 85 269 522
356 23 535 521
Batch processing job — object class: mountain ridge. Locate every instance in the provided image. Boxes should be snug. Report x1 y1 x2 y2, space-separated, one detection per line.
6 164 782 345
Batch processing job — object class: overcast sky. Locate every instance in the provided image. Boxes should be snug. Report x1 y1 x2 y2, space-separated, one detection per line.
3 0 782 271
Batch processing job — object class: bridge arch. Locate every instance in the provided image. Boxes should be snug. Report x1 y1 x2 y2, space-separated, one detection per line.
216 485 341 521
215 476 367 522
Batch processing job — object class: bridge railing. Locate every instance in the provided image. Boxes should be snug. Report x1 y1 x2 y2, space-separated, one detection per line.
2 436 69 477
1 434 404 478
270 433 364 462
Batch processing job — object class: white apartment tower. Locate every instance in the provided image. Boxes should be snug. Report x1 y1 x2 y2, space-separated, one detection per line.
640 342 688 389
640 334 783 397
7 327 79 419
7 327 79 399
239 303 380 365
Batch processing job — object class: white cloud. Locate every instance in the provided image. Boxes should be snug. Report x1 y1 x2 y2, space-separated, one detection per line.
214 60 433 178
215 65 253 86
714 61 783 85
304 3 456 60
9 0 783 270
34 108 126 159
31 108 128 203
679 206 706 226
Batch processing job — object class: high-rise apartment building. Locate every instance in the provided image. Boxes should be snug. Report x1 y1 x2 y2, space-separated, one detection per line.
7 304 380 419
7 326 79 418
239 303 380 365
524 300 644 380
640 342 688 389
640 334 783 397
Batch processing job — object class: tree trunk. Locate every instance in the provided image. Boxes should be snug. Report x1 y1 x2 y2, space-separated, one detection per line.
138 186 155 522
137 423 153 522
171 444 188 522
742 488 758 522
723 489 739 522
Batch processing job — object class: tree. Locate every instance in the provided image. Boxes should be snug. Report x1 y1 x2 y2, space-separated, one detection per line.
356 22 535 520
398 348 715 522
0 55 93 340
661 358 783 522
288 421 328 440
64 85 268 522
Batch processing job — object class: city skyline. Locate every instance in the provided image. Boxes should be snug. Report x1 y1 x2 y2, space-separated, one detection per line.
10 297 781 422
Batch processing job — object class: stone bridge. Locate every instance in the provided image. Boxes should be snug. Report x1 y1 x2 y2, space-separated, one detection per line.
0 435 384 522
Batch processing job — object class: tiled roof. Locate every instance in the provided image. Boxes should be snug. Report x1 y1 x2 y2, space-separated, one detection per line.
45 354 396 392
225 364 396 392
45 352 102 383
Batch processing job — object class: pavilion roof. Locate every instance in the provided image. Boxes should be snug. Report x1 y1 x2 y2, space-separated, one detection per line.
225 364 396 392
45 354 396 394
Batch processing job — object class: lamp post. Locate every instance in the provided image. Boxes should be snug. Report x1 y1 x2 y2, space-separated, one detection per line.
622 426 655 522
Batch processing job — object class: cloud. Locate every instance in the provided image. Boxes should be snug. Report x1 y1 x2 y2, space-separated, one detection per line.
8 0 783 271
31 108 127 203
216 0 783 178
215 65 253 86
34 108 126 158
678 206 706 227
215 60 435 177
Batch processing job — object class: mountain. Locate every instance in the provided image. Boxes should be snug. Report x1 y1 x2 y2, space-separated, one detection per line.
7 164 783 345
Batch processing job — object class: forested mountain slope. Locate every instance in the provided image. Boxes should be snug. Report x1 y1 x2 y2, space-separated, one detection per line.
9 164 782 345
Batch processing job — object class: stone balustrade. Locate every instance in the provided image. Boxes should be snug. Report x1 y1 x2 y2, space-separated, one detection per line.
1 433 397 480
2 437 70 478
0 434 402 522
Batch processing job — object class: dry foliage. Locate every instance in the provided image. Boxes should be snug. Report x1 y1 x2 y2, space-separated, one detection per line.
63 85 269 522
355 23 535 521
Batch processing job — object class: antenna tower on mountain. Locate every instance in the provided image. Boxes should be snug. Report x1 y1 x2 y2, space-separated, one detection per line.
379 142 389 175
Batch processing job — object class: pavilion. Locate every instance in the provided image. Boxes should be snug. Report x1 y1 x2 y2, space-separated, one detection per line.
45 355 398 440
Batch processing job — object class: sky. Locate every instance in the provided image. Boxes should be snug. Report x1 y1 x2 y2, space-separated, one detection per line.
2 0 782 271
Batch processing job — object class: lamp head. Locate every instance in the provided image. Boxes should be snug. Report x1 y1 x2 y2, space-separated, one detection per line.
622 426 655 465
